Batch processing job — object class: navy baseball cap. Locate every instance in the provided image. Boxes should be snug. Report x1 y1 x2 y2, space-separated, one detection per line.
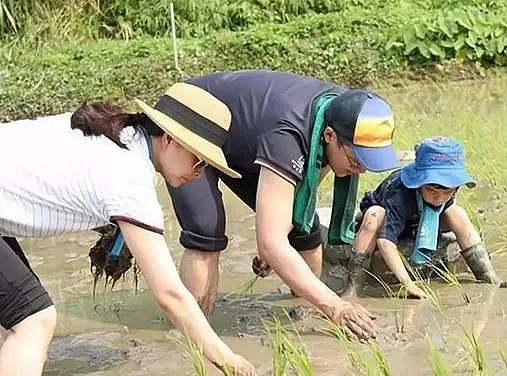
325 89 400 172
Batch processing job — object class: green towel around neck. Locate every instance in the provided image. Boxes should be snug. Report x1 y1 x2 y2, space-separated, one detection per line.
328 174 358 246
292 93 358 246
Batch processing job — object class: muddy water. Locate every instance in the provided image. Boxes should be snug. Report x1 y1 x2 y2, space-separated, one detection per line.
22 76 507 375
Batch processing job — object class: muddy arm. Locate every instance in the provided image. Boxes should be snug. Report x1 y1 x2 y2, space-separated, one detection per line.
255 168 376 338
377 238 427 299
117 221 255 375
255 169 336 306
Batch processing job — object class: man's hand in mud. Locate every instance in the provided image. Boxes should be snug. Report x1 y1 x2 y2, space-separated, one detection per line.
401 281 428 299
252 256 272 278
218 353 257 376
329 301 377 341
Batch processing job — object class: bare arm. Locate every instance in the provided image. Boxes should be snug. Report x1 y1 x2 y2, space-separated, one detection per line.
376 238 412 284
255 167 376 337
117 221 255 375
377 238 427 299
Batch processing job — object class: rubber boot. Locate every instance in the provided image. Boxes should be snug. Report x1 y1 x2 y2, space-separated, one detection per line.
324 263 350 295
343 249 372 296
461 243 502 284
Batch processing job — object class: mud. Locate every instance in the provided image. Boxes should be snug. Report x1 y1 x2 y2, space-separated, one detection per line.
11 76 507 375
45 331 128 375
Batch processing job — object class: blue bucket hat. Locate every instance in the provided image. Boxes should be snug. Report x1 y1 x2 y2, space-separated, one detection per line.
400 137 476 189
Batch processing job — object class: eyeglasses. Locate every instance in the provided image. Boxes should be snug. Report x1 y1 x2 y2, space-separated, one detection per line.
192 158 208 175
342 145 362 169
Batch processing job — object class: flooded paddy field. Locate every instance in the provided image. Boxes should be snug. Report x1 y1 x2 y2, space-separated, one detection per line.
24 75 507 375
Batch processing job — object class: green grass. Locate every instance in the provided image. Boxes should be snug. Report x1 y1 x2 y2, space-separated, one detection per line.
0 0 346 41
2 1 507 121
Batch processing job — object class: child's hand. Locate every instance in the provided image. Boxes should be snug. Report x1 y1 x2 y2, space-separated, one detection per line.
401 281 427 299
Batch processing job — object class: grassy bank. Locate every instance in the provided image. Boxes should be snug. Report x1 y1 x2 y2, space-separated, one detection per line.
1 0 506 121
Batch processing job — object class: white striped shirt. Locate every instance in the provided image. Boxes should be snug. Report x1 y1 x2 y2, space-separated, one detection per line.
0 113 164 238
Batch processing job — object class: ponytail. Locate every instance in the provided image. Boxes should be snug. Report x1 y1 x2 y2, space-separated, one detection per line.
71 102 163 148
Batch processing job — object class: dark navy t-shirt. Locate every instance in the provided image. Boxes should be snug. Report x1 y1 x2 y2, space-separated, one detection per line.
186 70 347 184
359 170 455 244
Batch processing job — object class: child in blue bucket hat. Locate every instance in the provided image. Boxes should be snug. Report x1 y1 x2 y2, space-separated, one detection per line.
344 136 504 298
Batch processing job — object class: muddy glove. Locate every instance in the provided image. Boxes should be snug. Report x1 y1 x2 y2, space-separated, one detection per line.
461 243 503 285
89 225 136 295
251 255 272 278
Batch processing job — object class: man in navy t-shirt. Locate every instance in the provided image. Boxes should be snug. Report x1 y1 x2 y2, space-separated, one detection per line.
166 70 400 339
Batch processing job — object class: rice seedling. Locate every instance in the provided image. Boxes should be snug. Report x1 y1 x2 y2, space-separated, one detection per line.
263 313 313 376
499 350 507 369
402 257 444 312
222 276 259 300
370 342 392 376
324 316 395 375
461 194 484 238
427 337 449 376
173 332 208 376
460 324 488 376
430 260 471 304
365 270 407 335
323 318 373 375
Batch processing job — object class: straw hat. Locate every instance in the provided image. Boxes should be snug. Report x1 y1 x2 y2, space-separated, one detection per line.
135 83 241 178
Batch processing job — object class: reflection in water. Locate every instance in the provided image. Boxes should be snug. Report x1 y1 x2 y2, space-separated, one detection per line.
22 76 507 375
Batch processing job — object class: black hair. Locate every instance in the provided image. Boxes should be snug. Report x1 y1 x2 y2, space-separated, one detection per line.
70 102 164 148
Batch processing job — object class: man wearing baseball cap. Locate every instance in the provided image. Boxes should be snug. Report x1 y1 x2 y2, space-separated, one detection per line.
165 70 400 339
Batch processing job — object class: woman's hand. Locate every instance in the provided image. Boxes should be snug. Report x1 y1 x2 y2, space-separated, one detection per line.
217 353 257 376
117 221 257 375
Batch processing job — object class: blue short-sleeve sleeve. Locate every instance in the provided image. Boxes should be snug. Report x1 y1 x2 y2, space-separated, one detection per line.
377 188 411 244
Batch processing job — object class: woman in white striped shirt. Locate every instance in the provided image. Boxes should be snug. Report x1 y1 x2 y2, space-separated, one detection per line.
0 83 255 375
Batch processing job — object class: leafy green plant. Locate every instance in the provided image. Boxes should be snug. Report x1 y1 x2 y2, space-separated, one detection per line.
0 0 345 42
386 5 507 65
